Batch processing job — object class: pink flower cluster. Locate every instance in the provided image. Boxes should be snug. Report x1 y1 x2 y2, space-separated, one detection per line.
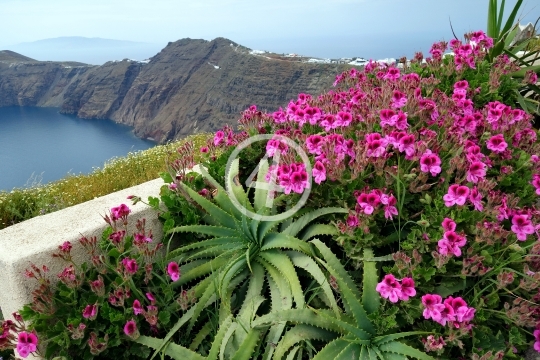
376 274 416 303
110 204 130 222
356 189 398 219
437 218 467 257
266 163 310 195
421 294 475 327
0 318 39 359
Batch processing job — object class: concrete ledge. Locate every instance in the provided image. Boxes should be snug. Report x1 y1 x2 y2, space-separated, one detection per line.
0 178 164 323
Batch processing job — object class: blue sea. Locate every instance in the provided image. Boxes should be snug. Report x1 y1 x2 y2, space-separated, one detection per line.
0 107 156 191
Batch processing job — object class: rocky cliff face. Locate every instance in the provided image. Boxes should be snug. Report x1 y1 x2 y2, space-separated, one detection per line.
0 38 349 143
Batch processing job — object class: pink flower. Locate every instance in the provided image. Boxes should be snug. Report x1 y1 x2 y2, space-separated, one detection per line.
469 187 483 211
376 274 402 303
213 130 225 146
133 299 144 315
266 139 288 157
200 146 209 153
419 150 441 176
312 161 326 184
121 258 139 275
438 231 467 257
532 174 540 195
306 135 325 155
441 218 456 232
82 304 98 320
290 171 310 194
111 204 131 221
346 215 359 228
443 184 470 206
533 329 540 352
384 67 400 81
486 134 508 153
391 90 407 108
16 331 38 358
422 294 445 322
146 292 156 304
123 319 139 339
356 191 381 215
399 278 416 301
382 195 398 219
466 161 487 183
397 133 416 157
167 261 180 282
380 109 396 127
511 214 535 241
365 133 388 158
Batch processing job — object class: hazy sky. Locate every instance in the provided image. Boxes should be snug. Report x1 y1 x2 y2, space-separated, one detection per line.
1 0 538 60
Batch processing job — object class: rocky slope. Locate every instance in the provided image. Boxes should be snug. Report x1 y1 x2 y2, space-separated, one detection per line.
0 38 350 143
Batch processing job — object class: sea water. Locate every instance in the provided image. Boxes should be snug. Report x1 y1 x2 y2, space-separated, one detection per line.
0 107 155 191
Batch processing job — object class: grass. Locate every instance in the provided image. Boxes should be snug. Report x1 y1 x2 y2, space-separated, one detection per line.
0 133 212 230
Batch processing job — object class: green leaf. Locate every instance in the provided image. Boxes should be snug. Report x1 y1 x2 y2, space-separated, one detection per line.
253 157 270 213
230 328 262 360
259 251 305 308
226 158 255 215
139 331 204 360
261 233 313 255
299 223 338 241
283 208 348 237
274 324 337 360
361 248 380 315
167 224 239 238
253 308 344 334
334 343 362 360
312 338 351 360
287 251 340 315
311 239 374 335
207 315 234 360
379 340 435 360
160 171 174 183
181 183 237 229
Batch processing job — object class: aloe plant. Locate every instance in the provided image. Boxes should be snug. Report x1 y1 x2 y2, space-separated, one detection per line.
487 0 540 116
142 158 347 359
252 239 435 360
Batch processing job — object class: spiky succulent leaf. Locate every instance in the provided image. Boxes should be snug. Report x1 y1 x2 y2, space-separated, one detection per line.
379 341 436 360
253 157 270 214
207 315 234 360
286 251 340 315
373 331 433 346
253 309 345 334
257 258 293 310
311 239 374 335
272 324 337 360
226 158 255 215
282 208 348 237
189 321 213 351
180 183 237 229
168 224 239 238
230 328 263 360
333 343 362 360
175 256 231 286
261 233 313 255
362 248 380 315
311 338 352 360
134 335 205 360
299 223 338 241
259 251 305 308
167 237 241 259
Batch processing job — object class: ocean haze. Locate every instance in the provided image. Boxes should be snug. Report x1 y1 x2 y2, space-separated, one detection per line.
8 37 167 65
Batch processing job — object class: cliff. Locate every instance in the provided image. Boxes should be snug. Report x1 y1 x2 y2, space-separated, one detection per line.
0 38 350 143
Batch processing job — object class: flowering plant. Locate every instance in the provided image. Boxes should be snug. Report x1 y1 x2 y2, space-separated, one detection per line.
184 30 540 358
17 204 195 359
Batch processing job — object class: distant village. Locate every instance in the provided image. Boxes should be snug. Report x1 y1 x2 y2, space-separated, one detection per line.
248 49 396 67
247 22 538 68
